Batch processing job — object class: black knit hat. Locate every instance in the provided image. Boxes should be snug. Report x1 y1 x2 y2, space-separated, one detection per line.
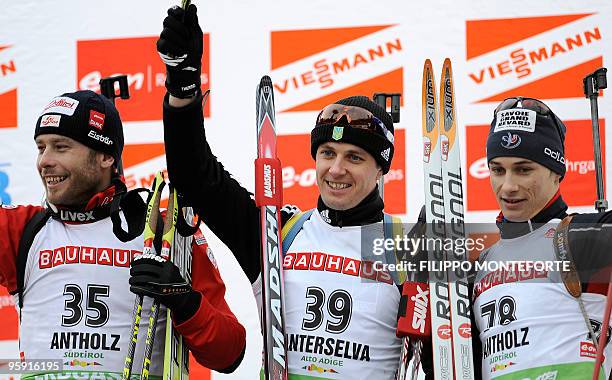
486 97 566 177
310 96 395 173
34 90 124 163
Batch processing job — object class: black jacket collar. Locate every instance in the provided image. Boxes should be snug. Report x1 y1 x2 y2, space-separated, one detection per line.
316 187 383 227
47 184 116 224
496 192 568 239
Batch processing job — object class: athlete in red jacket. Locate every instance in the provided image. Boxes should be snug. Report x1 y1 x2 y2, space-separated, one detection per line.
0 90 245 378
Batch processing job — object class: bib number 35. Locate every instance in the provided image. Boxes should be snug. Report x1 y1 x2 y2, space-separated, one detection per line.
62 284 110 328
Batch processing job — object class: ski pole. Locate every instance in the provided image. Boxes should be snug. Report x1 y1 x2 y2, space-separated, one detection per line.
584 68 608 213
141 184 178 380
583 67 609 380
373 93 401 200
99 75 130 175
122 173 165 380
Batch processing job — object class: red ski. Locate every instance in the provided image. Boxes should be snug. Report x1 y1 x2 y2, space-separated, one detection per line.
255 75 288 380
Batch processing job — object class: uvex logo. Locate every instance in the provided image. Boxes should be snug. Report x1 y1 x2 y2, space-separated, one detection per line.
0 44 17 129
466 14 604 102
77 36 210 121
60 210 94 222
271 25 404 112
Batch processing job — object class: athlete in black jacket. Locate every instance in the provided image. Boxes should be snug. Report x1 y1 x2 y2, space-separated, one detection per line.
157 4 423 378
471 96 612 379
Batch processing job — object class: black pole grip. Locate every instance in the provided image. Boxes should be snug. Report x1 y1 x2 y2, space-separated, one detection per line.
99 75 130 105
583 68 607 99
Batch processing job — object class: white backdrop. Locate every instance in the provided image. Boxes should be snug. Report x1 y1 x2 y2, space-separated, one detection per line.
1 1 611 378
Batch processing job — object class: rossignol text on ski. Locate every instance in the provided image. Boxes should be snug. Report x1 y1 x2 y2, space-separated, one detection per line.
422 58 474 380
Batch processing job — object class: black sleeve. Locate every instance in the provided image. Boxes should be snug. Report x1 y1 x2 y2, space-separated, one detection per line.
163 94 263 283
469 282 482 379
568 210 612 288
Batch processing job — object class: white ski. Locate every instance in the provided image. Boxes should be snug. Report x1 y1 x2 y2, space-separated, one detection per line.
439 58 474 380
422 58 454 380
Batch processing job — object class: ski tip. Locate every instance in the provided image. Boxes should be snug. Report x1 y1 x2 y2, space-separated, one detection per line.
423 59 434 83
443 58 452 72
259 75 273 89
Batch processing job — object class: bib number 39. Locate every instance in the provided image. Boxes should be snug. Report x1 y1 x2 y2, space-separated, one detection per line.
302 286 352 334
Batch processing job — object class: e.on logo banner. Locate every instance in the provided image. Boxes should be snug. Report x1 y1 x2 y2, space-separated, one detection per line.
278 130 406 214
270 25 404 112
466 14 603 103
465 120 606 211
0 45 17 129
77 36 210 121
123 143 171 208
123 142 167 192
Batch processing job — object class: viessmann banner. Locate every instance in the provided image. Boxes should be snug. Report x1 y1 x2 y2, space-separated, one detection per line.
0 1 610 379
465 12 606 211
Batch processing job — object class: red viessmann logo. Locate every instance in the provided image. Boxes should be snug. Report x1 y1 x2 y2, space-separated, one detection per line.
270 25 404 112
465 120 606 211
466 14 603 103
77 36 210 121
0 44 17 129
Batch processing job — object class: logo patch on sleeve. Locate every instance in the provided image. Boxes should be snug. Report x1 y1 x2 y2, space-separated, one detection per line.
206 247 218 269
194 229 207 246
494 109 536 133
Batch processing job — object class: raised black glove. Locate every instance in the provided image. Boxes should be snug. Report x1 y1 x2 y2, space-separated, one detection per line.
157 4 203 99
129 254 201 323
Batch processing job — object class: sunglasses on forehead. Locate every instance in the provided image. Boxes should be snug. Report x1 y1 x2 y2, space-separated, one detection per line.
494 97 552 115
494 96 566 138
316 104 394 144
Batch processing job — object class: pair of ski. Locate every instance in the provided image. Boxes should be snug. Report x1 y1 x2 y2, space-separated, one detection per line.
122 172 192 380
397 59 474 380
